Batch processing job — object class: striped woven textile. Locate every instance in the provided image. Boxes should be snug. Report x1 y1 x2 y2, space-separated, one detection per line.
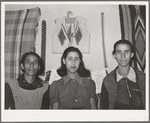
119 5 146 72
5 7 41 79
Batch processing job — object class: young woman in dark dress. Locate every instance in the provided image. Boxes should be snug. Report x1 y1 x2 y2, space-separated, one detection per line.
50 47 97 109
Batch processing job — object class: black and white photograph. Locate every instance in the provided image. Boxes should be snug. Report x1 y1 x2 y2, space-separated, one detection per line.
1 1 149 122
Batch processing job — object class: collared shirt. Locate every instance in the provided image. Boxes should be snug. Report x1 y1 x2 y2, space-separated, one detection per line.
115 67 142 109
116 67 136 82
50 74 96 109
63 74 83 86
100 67 145 109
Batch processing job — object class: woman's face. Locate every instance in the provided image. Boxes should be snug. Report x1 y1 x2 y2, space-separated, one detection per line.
63 51 81 75
114 44 133 67
21 54 40 76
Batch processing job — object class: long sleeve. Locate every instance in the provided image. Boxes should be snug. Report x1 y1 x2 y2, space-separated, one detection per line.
49 81 59 105
100 82 109 109
41 85 50 109
5 83 15 109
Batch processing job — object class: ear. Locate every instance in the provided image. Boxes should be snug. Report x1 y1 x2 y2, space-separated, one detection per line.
131 53 134 57
21 63 24 70
38 66 40 70
63 58 66 65
113 54 116 59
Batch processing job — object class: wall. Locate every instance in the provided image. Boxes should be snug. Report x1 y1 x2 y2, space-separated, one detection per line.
5 3 121 73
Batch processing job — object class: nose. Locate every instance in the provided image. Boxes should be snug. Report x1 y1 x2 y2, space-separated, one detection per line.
72 59 75 65
30 62 34 66
121 52 125 58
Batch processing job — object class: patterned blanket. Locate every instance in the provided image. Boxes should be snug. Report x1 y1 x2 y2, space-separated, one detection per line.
5 7 41 79
119 5 146 72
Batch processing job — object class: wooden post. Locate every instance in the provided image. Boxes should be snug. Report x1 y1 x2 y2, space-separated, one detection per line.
101 13 108 69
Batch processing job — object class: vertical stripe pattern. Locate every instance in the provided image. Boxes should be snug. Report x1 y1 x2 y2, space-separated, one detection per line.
119 5 146 72
5 7 41 79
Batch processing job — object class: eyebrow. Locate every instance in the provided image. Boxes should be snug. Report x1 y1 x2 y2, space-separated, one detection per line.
25 59 38 61
67 56 80 59
116 50 130 51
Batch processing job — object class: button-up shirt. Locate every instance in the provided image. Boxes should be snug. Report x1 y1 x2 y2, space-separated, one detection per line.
50 74 96 109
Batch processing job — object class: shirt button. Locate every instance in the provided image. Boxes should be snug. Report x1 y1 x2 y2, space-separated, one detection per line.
73 80 75 82
75 99 78 102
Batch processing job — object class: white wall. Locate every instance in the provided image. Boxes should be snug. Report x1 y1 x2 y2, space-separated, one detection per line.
5 3 121 73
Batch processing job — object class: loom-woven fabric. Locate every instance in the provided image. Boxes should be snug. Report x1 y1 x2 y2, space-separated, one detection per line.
5 7 41 79
119 5 146 72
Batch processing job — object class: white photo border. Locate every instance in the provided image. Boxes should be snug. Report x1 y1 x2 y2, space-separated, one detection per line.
1 1 149 122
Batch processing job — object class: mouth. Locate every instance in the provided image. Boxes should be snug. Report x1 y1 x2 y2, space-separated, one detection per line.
29 69 35 71
120 60 127 64
70 66 76 69
120 60 126 62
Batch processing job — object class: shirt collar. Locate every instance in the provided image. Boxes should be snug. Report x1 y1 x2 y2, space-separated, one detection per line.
116 67 136 83
63 74 83 85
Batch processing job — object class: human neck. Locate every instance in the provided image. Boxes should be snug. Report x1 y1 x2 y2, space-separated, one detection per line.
117 65 130 78
24 74 35 84
67 72 78 79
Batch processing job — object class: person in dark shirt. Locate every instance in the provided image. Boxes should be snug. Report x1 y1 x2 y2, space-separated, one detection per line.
50 47 97 109
100 40 145 109
5 52 50 109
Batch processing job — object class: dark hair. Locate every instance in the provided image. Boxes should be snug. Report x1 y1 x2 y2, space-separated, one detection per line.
20 52 44 76
112 39 135 55
57 47 91 77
